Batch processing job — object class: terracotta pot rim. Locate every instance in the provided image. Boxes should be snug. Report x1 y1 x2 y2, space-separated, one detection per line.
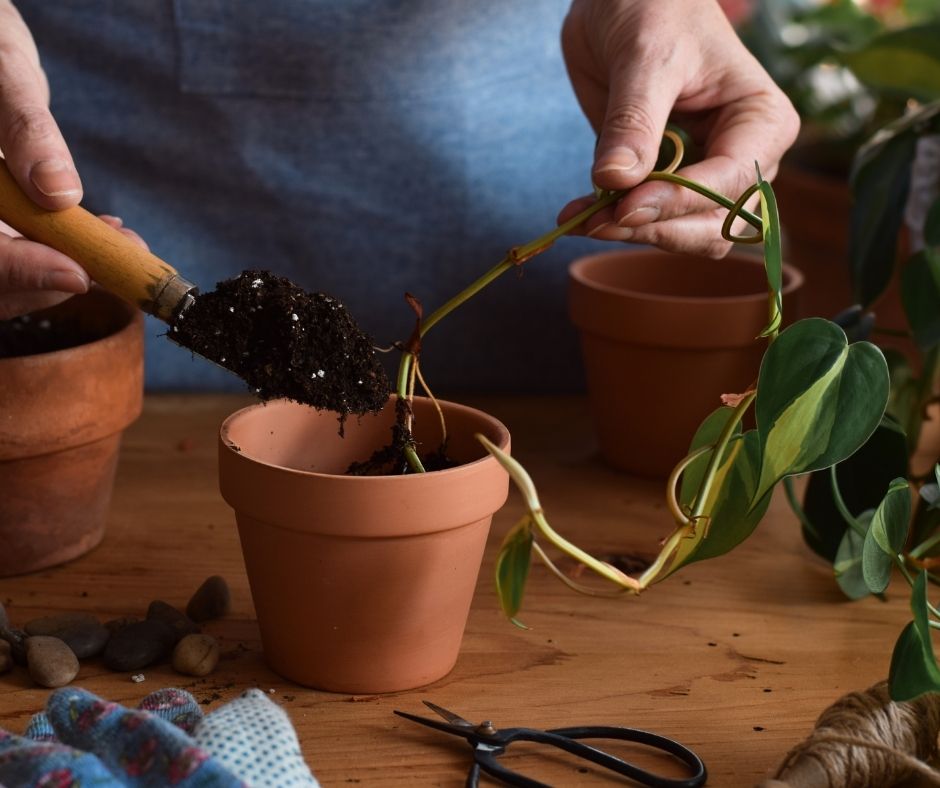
0 292 140 368
219 396 511 481
568 248 804 305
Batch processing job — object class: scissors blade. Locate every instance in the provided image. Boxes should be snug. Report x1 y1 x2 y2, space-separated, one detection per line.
393 709 476 741
421 700 475 728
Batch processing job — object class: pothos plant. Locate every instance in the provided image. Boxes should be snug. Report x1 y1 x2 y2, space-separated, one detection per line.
393 123 940 700
792 97 940 702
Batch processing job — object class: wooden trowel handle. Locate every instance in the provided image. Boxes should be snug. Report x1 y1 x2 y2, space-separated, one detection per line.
0 158 195 323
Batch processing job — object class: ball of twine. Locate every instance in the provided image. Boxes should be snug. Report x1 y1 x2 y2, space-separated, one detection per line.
764 681 940 787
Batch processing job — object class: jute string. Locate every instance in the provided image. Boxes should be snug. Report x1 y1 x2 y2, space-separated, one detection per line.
772 681 940 787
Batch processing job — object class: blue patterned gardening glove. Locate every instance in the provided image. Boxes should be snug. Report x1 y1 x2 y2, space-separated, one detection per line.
0 687 318 787
193 689 318 788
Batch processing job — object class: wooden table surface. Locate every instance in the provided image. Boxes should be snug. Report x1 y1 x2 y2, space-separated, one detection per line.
0 394 919 787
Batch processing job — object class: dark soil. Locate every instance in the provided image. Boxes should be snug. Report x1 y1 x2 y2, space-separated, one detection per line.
0 313 95 357
346 398 457 475
169 270 389 418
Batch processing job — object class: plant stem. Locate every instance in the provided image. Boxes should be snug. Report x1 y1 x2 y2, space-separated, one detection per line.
396 155 765 474
532 509 641 592
784 476 822 541
830 465 866 538
909 529 940 560
687 392 756 524
647 172 762 231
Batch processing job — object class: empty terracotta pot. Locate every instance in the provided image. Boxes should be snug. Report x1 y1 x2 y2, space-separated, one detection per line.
0 289 144 576
218 397 510 693
569 249 803 478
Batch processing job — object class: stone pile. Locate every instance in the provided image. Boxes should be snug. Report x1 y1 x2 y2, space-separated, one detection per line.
0 575 230 688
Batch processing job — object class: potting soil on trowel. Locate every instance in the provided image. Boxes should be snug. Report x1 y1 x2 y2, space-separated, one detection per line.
169 270 389 418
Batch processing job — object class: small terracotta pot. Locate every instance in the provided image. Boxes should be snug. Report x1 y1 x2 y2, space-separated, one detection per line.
218 397 510 693
569 249 803 478
0 289 144 576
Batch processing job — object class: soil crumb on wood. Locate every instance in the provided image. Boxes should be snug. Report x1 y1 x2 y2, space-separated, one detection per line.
170 270 389 417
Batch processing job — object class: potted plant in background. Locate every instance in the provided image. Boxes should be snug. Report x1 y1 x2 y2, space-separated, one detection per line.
0 288 143 576
739 0 940 320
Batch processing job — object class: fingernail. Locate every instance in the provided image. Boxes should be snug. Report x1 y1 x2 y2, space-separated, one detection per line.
594 146 640 175
587 223 633 241
99 214 123 227
618 206 660 227
43 271 89 293
30 160 81 198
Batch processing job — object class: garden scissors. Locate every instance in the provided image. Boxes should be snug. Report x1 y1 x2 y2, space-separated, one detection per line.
394 700 707 788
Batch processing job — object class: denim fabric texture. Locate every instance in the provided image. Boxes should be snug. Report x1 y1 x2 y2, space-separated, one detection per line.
17 0 608 393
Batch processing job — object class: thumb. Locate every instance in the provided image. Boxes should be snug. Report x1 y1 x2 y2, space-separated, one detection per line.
0 14 81 209
592 56 679 191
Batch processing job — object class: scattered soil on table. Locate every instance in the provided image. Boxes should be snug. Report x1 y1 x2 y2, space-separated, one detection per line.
169 270 389 418
0 313 97 357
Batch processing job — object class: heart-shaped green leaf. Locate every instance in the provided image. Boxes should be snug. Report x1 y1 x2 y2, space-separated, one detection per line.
754 319 890 502
495 515 534 627
901 249 940 352
889 571 940 701
862 478 911 594
834 513 873 600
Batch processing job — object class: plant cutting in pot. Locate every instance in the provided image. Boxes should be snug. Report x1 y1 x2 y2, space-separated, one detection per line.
216 128 764 691
217 116 911 695
218 395 510 693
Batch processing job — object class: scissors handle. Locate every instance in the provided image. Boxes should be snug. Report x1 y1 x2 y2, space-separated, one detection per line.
469 725 707 788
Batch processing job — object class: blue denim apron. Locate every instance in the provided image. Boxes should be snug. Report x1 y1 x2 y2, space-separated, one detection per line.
17 0 603 392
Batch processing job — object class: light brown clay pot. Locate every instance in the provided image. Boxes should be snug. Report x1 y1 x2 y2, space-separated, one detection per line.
569 249 804 478
0 289 144 576
218 397 510 693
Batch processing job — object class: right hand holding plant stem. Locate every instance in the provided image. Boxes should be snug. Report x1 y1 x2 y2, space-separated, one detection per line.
557 0 800 257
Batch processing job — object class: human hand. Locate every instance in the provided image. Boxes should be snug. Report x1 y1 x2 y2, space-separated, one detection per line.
558 0 799 258
0 3 145 320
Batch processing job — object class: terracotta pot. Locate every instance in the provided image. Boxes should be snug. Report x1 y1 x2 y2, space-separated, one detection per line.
773 158 852 322
0 289 144 576
569 249 803 478
218 397 510 693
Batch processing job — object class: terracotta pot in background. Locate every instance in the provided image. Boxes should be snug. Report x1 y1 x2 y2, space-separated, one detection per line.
773 159 852 322
569 249 803 478
218 397 510 693
0 289 144 576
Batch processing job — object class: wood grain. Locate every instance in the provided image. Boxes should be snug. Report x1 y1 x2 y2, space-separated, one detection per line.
0 394 920 786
